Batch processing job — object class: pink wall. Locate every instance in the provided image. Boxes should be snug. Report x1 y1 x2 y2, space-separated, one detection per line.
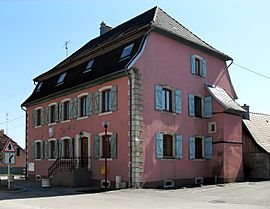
134 32 243 183
27 76 130 182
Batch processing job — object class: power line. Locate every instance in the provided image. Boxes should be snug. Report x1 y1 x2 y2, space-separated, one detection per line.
9 123 24 130
0 85 32 104
232 63 270 80
0 115 24 125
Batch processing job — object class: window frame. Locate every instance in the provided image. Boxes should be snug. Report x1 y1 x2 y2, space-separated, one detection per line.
36 82 43 92
35 140 43 160
36 108 42 127
195 137 204 159
56 72 67 85
120 43 134 60
163 134 174 159
48 103 58 124
62 99 70 121
48 139 57 160
78 93 88 118
62 138 70 159
84 59 94 73
208 122 217 134
194 96 203 118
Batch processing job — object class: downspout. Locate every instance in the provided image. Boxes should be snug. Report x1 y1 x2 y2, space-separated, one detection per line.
125 30 151 188
21 105 28 180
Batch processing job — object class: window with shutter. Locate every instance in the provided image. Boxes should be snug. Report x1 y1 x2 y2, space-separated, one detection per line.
79 95 87 117
175 135 183 159
86 93 93 116
63 100 70 121
204 96 212 118
190 55 207 78
175 89 182 114
94 91 100 114
204 137 212 160
189 94 195 117
189 137 195 160
155 132 163 159
94 135 100 159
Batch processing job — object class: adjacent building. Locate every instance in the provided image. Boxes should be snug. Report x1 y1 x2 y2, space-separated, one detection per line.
22 7 245 188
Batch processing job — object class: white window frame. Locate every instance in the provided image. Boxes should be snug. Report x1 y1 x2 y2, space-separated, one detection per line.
48 102 57 125
193 55 203 77
120 43 134 60
77 93 89 119
194 94 204 118
48 138 57 160
162 132 176 159
34 107 42 128
56 72 67 85
98 132 113 160
98 86 113 115
208 122 217 134
194 136 205 160
61 98 71 123
34 140 43 161
61 136 72 159
84 59 94 73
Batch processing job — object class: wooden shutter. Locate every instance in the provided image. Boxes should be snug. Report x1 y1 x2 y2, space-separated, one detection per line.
40 108 44 125
55 140 59 159
189 136 195 159
155 85 163 111
110 133 117 159
175 89 182 114
175 134 183 159
32 110 37 127
94 135 100 159
55 103 59 122
111 86 118 111
204 137 212 160
73 98 78 119
204 96 212 118
94 91 100 114
69 138 73 158
202 59 207 78
86 93 93 116
188 94 195 117
59 102 63 122
191 55 196 74
155 132 163 159
58 140 62 158
44 141 49 159
32 142 36 159
40 141 44 159
45 107 49 124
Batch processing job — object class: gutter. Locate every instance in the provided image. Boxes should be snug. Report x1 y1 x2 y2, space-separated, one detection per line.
20 105 28 180
124 31 151 188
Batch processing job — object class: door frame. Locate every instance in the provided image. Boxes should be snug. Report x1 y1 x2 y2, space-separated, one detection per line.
75 131 91 169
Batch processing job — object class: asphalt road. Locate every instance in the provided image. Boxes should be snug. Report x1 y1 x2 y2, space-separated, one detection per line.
0 180 270 209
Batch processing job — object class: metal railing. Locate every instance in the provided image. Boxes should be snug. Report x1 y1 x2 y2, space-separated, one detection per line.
48 157 91 178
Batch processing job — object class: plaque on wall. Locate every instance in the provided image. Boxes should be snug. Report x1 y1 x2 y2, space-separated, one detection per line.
48 127 54 138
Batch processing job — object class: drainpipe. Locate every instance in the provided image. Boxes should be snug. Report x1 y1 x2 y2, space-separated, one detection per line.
21 105 28 180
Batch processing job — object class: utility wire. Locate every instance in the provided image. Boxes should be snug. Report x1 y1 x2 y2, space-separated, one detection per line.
0 115 24 125
0 85 32 104
232 63 270 80
9 123 24 130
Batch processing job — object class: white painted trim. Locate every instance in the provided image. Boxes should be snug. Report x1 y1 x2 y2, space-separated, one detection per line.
77 116 88 120
34 107 42 111
98 111 113 116
99 132 113 136
60 136 72 140
48 138 57 142
98 86 112 92
61 119 71 123
61 98 71 103
77 92 89 98
48 102 57 107
208 122 217 134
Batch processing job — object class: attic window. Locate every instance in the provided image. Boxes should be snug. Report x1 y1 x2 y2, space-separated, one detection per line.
84 59 94 73
120 43 134 60
36 82 43 91
57 72 67 85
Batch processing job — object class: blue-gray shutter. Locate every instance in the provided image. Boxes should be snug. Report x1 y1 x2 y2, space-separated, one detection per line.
175 89 182 114
73 98 78 119
45 107 49 124
189 137 195 160
55 140 59 159
155 132 163 159
59 102 63 122
69 138 73 158
191 55 196 74
40 141 44 159
175 134 183 159
44 141 49 159
58 140 62 158
204 137 212 160
155 85 163 111
32 142 36 159
111 86 118 111
32 110 37 127
40 108 44 125
94 135 100 159
204 96 212 118
94 91 100 114
188 94 195 117
86 93 93 116
110 133 117 159
202 59 207 78
55 103 59 122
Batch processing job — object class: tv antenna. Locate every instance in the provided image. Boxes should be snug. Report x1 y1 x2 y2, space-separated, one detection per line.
6 112 8 135
64 41 70 57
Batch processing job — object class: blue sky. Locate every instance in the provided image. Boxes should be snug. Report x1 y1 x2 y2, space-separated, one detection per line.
0 0 269 148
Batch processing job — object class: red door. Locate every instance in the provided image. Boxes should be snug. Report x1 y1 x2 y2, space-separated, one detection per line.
80 137 88 168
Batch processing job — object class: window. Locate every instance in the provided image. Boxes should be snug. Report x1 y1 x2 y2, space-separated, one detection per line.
49 140 56 159
33 141 43 160
63 101 70 121
191 55 207 78
194 96 202 117
120 43 134 59
94 86 118 114
101 89 111 113
57 72 67 85
79 96 87 117
155 85 182 114
36 109 41 126
189 136 212 160
63 139 70 158
188 94 212 118
50 105 56 123
94 133 117 159
84 59 94 73
36 82 43 91
208 122 217 134
156 133 183 159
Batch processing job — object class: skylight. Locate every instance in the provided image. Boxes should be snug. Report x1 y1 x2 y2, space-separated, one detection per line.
57 72 67 85
36 82 43 91
120 43 134 59
84 59 94 73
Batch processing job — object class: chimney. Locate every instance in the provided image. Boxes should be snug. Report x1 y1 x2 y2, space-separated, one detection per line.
100 21 112 36
242 104 250 120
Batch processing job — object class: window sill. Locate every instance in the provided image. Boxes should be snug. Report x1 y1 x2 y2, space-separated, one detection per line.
99 158 113 161
161 158 176 161
98 111 113 116
48 159 56 161
34 159 42 161
77 116 88 120
34 125 42 128
61 119 71 124
48 122 57 126
192 159 206 161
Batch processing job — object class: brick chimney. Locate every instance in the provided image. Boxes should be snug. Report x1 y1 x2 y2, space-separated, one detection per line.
242 104 250 120
100 21 112 35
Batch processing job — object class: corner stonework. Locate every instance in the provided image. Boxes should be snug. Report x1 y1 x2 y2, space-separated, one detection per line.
128 68 144 188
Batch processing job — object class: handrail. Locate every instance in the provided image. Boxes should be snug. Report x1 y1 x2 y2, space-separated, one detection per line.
48 157 91 178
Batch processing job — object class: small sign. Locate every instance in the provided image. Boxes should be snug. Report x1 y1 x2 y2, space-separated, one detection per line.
100 165 109 175
4 152 16 164
28 162 35 172
2 140 16 152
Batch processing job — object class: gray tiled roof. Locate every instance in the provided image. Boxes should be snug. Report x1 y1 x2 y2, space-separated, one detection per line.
243 113 270 153
206 84 245 112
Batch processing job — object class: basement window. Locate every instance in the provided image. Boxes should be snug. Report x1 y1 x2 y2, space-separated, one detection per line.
84 59 94 73
57 72 67 85
120 43 134 60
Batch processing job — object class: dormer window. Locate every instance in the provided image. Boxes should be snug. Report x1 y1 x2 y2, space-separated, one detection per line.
36 82 43 91
84 59 94 73
120 43 134 59
57 72 67 85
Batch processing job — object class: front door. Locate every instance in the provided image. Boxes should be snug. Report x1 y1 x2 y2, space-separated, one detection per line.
80 137 88 168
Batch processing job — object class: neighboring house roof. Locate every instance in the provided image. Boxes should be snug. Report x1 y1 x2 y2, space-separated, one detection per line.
0 132 24 152
243 113 270 153
22 6 232 106
206 84 245 112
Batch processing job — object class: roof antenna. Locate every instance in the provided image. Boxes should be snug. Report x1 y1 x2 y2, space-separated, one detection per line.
6 112 8 135
64 41 70 57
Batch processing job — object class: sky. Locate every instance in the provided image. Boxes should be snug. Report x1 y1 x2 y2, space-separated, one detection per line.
0 0 269 148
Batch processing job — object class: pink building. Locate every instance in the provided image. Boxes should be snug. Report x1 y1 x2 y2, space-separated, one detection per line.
22 7 245 188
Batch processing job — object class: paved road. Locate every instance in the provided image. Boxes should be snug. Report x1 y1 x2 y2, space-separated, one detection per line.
0 180 270 209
